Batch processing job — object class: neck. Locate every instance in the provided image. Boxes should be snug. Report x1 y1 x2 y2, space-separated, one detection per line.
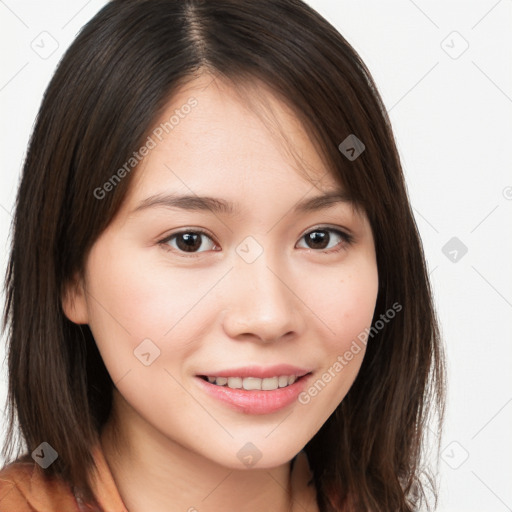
99 391 295 512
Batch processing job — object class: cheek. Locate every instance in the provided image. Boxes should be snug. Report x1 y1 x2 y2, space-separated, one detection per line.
82 241 224 383
305 254 379 352
82 245 170 372
328 271 378 351
295 255 378 418
86 239 201 330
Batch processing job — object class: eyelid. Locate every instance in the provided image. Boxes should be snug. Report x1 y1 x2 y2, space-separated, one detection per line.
301 224 354 243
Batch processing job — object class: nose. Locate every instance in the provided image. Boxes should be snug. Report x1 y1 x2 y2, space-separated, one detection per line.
221 251 306 344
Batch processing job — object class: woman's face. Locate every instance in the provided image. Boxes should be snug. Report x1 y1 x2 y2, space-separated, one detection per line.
64 75 379 469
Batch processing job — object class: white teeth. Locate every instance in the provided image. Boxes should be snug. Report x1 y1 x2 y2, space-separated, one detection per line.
262 377 278 390
243 377 262 390
205 375 300 390
227 377 242 389
278 375 289 388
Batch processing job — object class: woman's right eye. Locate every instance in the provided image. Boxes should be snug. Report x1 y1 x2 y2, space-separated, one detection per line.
159 230 218 256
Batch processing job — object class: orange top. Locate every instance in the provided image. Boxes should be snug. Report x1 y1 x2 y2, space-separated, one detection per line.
0 444 318 512
0 443 127 512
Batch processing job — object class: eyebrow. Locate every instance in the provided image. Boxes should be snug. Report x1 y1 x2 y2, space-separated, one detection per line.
131 190 353 216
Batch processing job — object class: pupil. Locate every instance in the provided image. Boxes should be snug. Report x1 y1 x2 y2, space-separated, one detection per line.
308 231 328 249
177 233 201 252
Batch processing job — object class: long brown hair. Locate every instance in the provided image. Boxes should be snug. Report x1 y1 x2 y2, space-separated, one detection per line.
2 0 445 510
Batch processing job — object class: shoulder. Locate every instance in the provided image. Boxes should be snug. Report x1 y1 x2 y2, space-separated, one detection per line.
0 456 81 512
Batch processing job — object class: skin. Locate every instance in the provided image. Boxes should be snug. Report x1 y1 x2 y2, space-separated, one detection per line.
63 73 379 512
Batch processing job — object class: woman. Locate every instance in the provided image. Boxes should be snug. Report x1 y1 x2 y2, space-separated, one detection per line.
0 0 445 510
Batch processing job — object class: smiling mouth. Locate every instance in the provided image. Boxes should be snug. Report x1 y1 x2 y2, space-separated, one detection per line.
198 374 310 391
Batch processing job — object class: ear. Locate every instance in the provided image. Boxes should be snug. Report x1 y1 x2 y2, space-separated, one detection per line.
61 273 89 324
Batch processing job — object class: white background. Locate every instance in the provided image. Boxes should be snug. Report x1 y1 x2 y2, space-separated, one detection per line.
1 1 511 511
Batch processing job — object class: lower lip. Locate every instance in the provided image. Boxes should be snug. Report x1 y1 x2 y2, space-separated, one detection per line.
195 374 312 415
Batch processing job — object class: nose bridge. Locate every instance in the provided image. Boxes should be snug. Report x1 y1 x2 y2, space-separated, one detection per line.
222 235 302 341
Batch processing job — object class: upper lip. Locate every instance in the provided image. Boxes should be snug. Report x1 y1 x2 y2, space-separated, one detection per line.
198 364 312 379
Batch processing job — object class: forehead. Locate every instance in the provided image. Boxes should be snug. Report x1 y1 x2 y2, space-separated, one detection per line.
122 73 345 210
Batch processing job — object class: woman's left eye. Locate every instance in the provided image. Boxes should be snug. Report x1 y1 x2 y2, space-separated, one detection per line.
296 227 353 253
159 227 353 256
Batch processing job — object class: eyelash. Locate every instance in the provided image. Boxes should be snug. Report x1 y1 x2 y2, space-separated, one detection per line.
158 226 354 258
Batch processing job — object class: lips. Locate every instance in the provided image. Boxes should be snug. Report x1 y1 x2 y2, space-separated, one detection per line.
194 364 313 414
